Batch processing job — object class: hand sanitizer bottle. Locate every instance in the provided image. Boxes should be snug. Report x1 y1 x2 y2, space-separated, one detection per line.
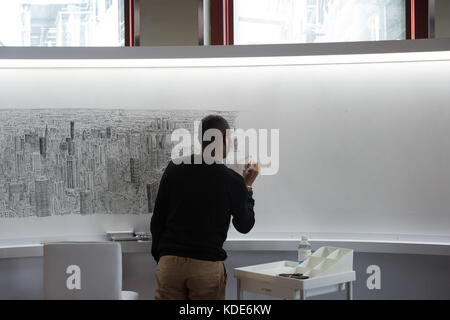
298 236 312 264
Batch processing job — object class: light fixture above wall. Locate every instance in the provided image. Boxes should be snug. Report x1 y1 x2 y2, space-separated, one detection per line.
0 39 449 69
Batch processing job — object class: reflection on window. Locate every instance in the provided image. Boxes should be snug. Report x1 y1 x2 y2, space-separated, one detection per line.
234 0 406 45
0 0 125 47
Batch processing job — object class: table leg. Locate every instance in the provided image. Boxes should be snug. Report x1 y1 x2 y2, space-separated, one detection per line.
299 289 306 300
346 282 353 300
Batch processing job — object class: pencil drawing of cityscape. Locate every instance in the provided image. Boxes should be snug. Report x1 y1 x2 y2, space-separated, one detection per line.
0 109 237 218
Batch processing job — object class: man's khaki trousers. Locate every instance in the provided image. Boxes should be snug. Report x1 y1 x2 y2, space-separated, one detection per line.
155 255 227 300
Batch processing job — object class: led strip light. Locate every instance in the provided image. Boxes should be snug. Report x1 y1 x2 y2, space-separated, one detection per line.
0 50 450 69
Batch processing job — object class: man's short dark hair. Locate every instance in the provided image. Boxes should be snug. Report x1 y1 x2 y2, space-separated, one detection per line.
201 115 230 149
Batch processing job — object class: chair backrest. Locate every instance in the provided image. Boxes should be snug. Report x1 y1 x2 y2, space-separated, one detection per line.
43 241 122 300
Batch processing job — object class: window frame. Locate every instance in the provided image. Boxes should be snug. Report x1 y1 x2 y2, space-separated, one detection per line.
0 0 433 47
225 0 431 46
0 0 129 47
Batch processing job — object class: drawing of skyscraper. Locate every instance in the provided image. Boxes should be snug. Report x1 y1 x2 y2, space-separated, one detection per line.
8 183 22 205
14 136 22 152
70 121 75 139
106 157 119 192
80 191 93 215
146 184 152 212
15 152 24 176
146 181 159 213
31 152 42 174
35 178 50 217
39 137 46 158
130 158 140 183
66 157 75 189
67 138 75 156
25 133 39 151
86 172 94 190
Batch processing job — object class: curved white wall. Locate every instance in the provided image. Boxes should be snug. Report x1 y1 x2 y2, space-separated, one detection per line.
0 53 450 240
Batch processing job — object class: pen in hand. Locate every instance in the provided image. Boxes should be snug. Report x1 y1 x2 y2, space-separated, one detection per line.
243 160 259 190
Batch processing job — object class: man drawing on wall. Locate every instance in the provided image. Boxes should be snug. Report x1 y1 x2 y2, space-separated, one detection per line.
150 115 259 300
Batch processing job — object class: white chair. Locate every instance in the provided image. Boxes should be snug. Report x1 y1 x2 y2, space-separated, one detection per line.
43 241 139 300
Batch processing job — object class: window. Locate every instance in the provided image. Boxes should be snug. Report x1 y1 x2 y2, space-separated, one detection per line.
0 0 125 47
234 0 406 45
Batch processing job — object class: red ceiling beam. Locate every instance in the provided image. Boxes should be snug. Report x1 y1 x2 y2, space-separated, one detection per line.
406 0 428 40
124 0 134 46
210 0 233 45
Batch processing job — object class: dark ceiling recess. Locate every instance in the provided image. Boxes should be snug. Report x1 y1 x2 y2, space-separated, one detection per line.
406 0 429 40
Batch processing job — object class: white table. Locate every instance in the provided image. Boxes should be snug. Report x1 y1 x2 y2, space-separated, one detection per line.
234 260 356 300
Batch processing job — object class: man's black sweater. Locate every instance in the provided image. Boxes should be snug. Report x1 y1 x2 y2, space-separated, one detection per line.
150 155 255 262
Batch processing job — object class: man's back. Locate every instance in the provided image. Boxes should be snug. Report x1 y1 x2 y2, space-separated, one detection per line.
151 114 259 300
151 154 255 262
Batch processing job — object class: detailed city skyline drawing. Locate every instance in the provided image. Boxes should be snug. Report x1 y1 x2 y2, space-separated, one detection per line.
0 109 237 218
